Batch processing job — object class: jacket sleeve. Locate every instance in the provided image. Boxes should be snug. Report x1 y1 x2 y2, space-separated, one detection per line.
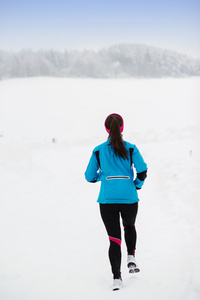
132 145 147 189
85 151 101 183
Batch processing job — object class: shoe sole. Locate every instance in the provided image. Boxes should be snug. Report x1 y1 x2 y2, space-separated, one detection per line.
128 262 140 273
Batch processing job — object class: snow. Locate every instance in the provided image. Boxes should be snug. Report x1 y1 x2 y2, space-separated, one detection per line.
0 77 200 300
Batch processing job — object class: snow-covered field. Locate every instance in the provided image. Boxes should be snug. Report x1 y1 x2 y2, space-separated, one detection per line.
0 77 200 300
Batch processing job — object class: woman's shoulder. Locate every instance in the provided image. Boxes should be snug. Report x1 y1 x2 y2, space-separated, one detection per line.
93 140 109 152
123 140 136 149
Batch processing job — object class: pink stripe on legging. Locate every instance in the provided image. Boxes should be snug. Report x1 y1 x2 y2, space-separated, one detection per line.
109 236 121 246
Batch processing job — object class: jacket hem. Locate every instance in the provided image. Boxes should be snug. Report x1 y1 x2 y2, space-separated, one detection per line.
97 199 139 204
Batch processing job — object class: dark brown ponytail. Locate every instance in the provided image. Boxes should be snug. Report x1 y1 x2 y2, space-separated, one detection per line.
105 114 128 160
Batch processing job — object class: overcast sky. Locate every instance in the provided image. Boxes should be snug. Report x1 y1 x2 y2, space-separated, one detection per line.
1 0 200 58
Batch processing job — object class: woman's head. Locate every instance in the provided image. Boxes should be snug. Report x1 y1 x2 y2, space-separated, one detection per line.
104 113 128 160
105 113 124 134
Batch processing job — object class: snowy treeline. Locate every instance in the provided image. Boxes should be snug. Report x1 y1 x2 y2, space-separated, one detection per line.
0 44 200 79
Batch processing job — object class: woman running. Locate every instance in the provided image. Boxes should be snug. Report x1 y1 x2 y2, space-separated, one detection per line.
85 113 147 291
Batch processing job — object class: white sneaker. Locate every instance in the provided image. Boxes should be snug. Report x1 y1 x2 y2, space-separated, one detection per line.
127 255 140 273
112 279 123 291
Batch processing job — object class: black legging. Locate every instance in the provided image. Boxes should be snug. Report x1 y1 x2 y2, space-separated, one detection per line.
100 202 138 279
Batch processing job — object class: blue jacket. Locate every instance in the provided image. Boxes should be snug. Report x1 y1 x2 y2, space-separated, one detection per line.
85 140 147 204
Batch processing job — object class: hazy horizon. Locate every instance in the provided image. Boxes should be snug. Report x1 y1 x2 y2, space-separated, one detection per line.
0 42 199 59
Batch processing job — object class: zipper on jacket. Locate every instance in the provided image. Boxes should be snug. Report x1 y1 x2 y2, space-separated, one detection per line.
106 176 130 180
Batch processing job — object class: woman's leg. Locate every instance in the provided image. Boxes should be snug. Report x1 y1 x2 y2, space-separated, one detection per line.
120 202 138 256
99 204 122 279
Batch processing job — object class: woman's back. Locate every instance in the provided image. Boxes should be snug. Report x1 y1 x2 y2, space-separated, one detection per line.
85 114 147 204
